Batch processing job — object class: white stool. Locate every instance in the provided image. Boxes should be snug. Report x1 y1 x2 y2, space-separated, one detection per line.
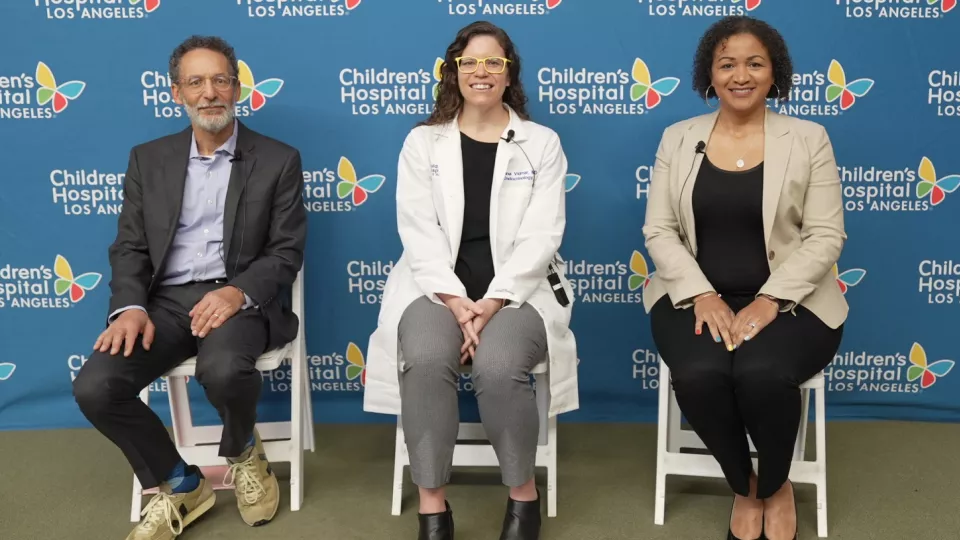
392 360 557 517
654 362 828 537
130 269 315 522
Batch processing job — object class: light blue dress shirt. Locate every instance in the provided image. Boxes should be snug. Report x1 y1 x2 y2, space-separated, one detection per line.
110 121 252 322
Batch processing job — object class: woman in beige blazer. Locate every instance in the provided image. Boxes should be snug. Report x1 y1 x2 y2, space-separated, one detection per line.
642 16 847 540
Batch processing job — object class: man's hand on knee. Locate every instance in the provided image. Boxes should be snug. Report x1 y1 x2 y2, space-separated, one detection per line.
190 286 245 338
94 310 154 357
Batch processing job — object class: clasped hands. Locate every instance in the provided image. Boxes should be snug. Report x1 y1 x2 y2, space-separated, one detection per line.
438 294 504 364
692 292 780 351
94 286 246 357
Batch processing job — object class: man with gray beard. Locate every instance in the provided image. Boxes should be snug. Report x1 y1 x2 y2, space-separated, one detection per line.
72 35 307 540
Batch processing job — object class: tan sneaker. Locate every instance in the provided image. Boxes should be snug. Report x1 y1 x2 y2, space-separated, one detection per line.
126 467 215 540
225 430 280 526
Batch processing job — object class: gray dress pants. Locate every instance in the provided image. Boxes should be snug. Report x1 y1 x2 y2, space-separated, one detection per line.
398 296 547 488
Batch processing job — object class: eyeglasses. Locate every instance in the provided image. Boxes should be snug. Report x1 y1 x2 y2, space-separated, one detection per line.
454 56 511 74
177 75 238 92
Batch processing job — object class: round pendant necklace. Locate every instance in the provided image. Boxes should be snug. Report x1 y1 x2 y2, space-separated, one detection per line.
735 135 760 169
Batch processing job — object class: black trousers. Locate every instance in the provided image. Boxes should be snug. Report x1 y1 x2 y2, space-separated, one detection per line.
650 294 843 499
73 282 268 489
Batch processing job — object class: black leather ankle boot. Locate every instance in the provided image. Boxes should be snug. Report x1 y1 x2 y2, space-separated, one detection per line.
418 501 454 540
498 491 541 540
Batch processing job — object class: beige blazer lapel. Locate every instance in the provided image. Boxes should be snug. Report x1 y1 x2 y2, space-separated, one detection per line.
678 111 718 256
762 109 792 247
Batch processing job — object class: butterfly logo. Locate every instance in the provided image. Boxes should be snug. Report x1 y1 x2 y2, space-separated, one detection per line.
731 0 762 10
628 250 655 292
907 343 954 389
345 342 366 386
337 157 386 206
826 60 874 111
928 0 957 13
833 264 866 295
129 0 160 13
0 363 15 382
630 59 679 110
564 174 581 192
238 60 284 112
916 157 960 206
35 62 85 114
54 255 102 303
546 0 563 8
432 58 444 101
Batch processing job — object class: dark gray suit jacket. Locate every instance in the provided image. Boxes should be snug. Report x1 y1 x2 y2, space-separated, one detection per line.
107 121 307 348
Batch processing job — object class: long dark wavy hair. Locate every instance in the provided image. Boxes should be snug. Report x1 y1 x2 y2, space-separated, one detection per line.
419 21 530 126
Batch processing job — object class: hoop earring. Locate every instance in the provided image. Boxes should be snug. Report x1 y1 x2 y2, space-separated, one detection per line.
704 86 719 109
770 83 782 108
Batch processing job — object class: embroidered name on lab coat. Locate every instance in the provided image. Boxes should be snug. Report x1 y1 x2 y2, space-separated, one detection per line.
505 170 535 182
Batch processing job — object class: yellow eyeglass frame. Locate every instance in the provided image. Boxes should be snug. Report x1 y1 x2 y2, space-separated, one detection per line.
454 56 512 74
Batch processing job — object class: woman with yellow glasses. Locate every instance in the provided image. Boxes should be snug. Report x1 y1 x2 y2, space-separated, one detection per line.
364 20 578 540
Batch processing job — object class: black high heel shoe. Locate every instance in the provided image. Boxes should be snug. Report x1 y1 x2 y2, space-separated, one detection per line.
418 501 454 540
498 489 541 540
727 496 764 540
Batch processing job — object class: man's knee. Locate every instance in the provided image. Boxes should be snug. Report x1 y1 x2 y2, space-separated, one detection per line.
194 350 259 396
73 351 124 415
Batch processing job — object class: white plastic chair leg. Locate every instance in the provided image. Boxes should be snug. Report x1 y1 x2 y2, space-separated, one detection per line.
546 415 557 518
654 361 670 526
289 339 304 512
815 386 828 537
391 419 406 516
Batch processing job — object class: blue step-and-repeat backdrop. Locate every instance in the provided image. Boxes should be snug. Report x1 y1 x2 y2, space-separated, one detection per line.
1 0 958 431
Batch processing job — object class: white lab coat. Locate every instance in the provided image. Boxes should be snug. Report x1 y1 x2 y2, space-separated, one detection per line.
363 105 579 417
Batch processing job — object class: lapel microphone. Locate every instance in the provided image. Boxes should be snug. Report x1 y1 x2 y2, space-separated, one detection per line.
230 149 243 163
500 129 539 185
677 140 707 247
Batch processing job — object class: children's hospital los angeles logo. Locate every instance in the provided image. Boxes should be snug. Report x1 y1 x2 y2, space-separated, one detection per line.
49 167 126 216
0 255 102 309
1 62 85 120
833 0 955 19
238 0 361 18
826 343 954 393
35 0 161 20
917 259 960 306
303 157 385 212
773 59 873 117
140 60 283 119
928 69 960 117
637 0 762 17
441 0 562 16
340 58 441 116
263 343 367 393
539 58 679 116
840 156 959 212
345 259 394 304
562 250 654 303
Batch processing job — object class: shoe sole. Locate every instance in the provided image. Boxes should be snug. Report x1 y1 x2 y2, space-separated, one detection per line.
182 492 217 530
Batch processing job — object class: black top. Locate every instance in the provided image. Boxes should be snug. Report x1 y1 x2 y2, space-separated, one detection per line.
455 132 498 301
692 155 771 296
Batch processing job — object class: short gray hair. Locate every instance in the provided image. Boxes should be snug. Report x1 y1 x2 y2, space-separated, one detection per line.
169 35 239 84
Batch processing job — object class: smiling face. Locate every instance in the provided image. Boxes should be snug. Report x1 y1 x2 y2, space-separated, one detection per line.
171 48 241 134
710 32 774 115
456 34 511 109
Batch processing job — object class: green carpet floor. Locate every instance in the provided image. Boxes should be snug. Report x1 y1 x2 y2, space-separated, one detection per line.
1 422 957 539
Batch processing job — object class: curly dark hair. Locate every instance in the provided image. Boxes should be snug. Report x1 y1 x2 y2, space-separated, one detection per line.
169 35 239 85
692 16 793 102
419 21 530 126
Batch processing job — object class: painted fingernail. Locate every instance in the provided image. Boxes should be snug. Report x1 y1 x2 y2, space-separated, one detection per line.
744 335 751 341
695 328 702 335
715 336 721 343
727 344 734 351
